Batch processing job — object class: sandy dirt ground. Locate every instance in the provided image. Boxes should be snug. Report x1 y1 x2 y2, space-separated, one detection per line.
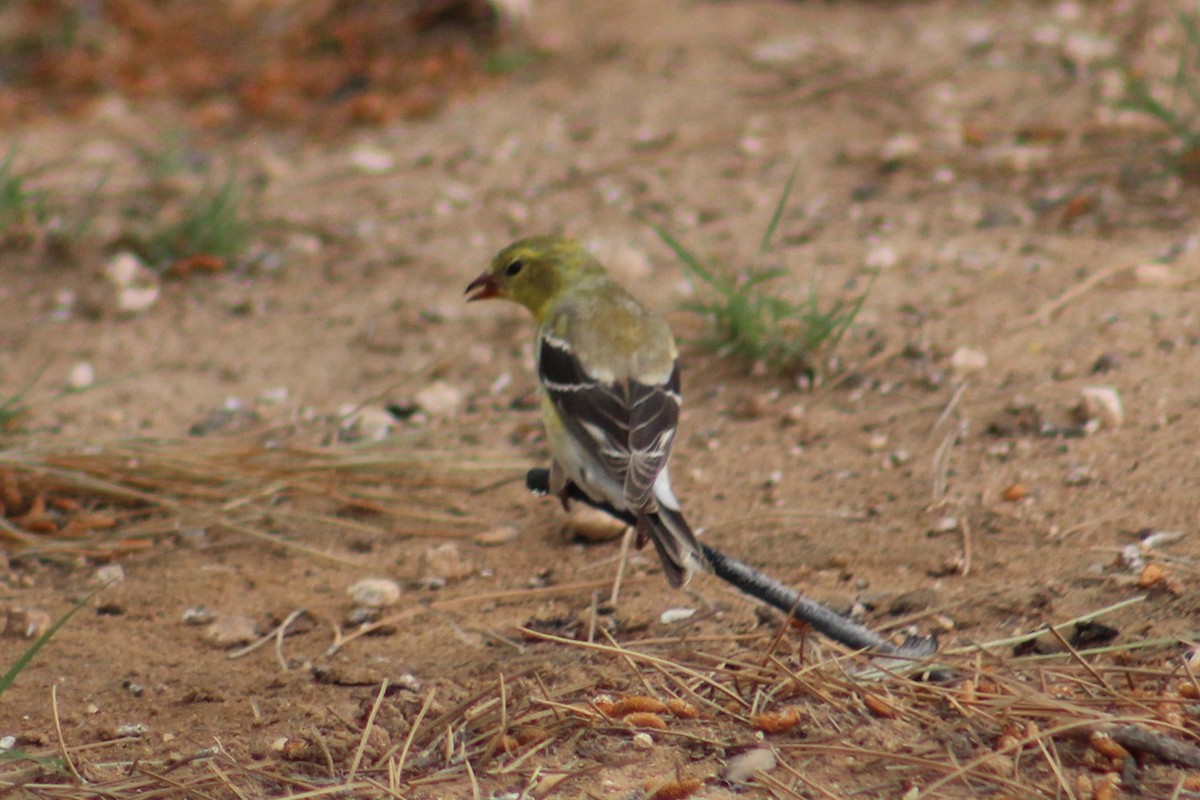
2 1 1200 797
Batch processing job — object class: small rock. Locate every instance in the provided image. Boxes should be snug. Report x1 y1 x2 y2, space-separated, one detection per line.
723 747 777 784
423 542 473 581
104 252 160 314
414 382 462 418
347 578 402 608
348 146 395 175
950 346 988 375
92 564 125 586
1 607 52 638
1002 483 1028 502
203 614 259 647
563 506 627 542
866 433 889 451
865 244 899 270
880 133 921 162
631 732 655 749
475 525 520 546
1133 263 1174 286
1078 386 1123 429
115 723 150 737
182 606 214 625
630 127 676 152
67 361 96 390
659 607 696 625
344 407 396 442
340 407 396 443
929 516 959 535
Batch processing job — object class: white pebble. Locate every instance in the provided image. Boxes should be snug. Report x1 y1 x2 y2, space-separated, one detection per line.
203 614 259 646
880 133 921 161
115 284 160 314
475 525 520 546
348 407 395 441
723 747 777 784
92 564 125 586
631 732 655 749
865 244 899 270
415 382 462 418
929 516 959 534
659 607 696 625
104 251 147 287
1133 263 1173 286
348 578 402 608
348 146 395 175
950 346 988 375
1079 385 1123 429
67 361 96 390
424 542 473 581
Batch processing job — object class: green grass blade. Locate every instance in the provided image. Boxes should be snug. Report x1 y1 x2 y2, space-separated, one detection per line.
0 582 111 696
759 166 798 256
652 223 719 287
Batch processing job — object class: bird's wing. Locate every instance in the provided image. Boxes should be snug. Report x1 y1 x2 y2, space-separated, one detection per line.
537 330 680 510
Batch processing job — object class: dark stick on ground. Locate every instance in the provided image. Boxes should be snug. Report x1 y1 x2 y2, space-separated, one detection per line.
525 467 936 659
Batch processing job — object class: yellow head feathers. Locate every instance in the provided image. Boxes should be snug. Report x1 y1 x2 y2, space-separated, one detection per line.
465 235 606 321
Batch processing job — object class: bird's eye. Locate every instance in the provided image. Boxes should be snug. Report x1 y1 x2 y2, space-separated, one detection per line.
505 259 524 277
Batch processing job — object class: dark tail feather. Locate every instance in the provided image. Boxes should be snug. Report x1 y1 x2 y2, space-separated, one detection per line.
639 504 710 589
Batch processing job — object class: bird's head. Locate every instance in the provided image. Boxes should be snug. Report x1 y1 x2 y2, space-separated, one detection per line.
466 235 604 320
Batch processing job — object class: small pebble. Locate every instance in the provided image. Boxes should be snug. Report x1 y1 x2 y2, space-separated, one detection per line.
1133 263 1173 286
1078 386 1123 429
880 133 921 162
346 407 395 441
104 252 160 314
929 516 959 535
659 607 696 625
631 732 655 749
1002 483 1028 502
865 244 899 270
182 607 214 625
723 747 777 784
203 614 259 647
950 346 988 375
67 362 96 390
347 578 402 608
115 723 150 737
475 525 520 546
423 542 473 581
92 564 125 586
2 607 52 638
414 382 462 418
348 146 395 174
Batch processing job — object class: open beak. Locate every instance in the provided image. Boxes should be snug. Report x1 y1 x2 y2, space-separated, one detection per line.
465 272 501 302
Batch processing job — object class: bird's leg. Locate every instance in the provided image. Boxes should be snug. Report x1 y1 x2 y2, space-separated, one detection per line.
549 460 572 511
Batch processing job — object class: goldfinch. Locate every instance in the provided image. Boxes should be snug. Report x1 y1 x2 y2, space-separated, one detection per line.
466 235 709 588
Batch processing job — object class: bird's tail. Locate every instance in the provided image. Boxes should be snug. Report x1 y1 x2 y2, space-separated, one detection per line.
639 504 710 589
